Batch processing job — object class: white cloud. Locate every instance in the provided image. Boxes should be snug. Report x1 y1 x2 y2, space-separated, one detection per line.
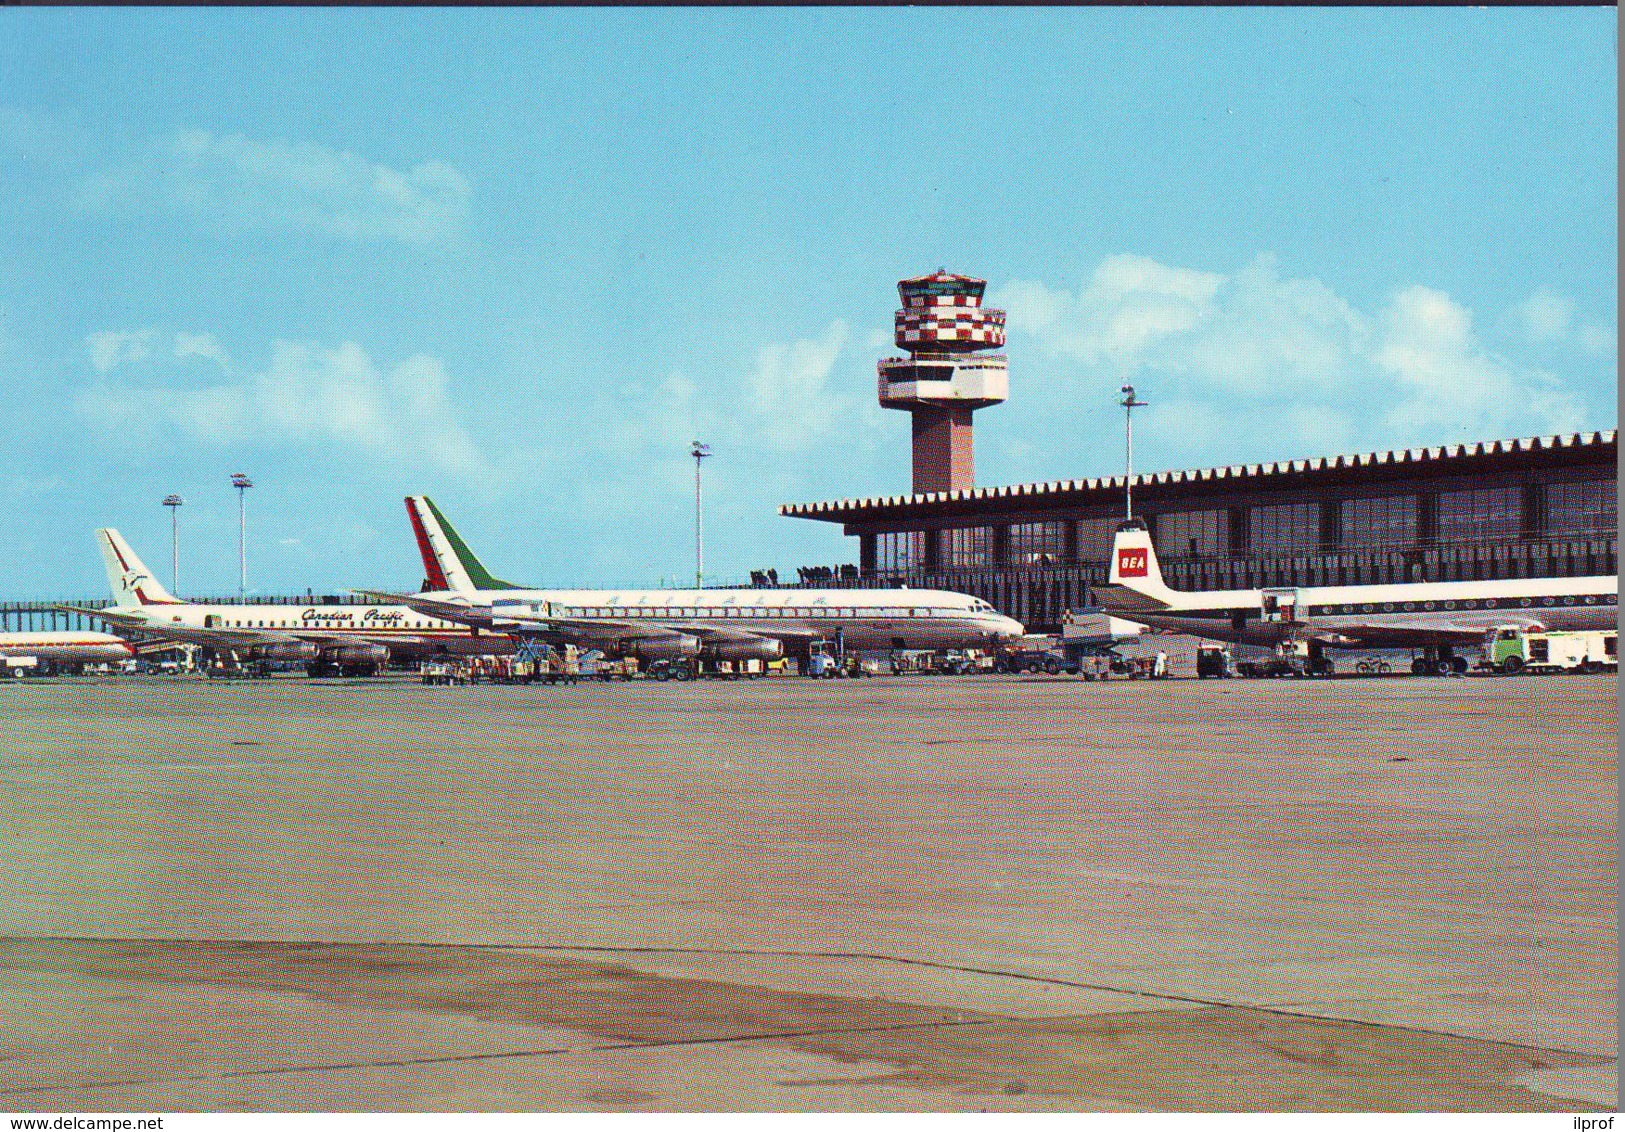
746 320 851 446
174 332 231 371
1517 290 1574 342
86 329 157 374
1376 286 1584 439
999 255 1223 371
83 129 470 244
601 320 862 461
75 337 487 476
995 254 1595 455
1576 324 1616 357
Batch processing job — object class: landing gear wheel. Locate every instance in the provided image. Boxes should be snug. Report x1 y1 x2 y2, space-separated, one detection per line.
1410 658 1428 676
1433 659 1453 676
1043 659 1061 676
655 667 671 682
672 665 691 682
1450 656 1469 675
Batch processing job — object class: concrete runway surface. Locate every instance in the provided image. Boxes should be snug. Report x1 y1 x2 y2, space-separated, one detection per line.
1 674 1616 1111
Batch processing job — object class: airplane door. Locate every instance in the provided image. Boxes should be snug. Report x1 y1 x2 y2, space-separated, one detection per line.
1261 589 1300 624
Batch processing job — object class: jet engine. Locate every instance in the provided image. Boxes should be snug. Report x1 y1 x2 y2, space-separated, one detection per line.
253 641 319 663
706 637 784 662
628 634 701 661
327 643 391 666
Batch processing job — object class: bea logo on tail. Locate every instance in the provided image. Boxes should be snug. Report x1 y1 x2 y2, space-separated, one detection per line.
1117 548 1149 578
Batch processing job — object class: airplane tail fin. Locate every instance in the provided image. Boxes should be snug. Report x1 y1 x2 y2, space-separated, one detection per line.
404 496 520 594
97 528 181 608
1100 521 1177 609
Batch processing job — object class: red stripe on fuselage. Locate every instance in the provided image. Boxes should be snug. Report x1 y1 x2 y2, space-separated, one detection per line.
406 498 450 590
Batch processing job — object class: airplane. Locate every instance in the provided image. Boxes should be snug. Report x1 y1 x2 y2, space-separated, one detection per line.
358 495 1026 674
0 630 136 675
57 529 511 676
1093 519 1619 675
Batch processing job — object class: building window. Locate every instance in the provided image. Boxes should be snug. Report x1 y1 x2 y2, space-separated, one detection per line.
942 526 993 568
1547 479 1616 536
1249 503 1319 554
1075 517 1121 565
1153 510 1227 559
1437 486 1522 543
1008 521 1066 565
1340 496 1418 549
876 531 925 573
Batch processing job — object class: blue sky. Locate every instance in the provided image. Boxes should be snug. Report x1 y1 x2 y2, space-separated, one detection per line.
1 7 1616 598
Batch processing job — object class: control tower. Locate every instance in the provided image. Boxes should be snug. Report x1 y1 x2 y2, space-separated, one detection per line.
878 269 1008 495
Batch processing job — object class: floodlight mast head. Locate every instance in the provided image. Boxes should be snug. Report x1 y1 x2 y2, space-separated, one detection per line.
877 269 1008 495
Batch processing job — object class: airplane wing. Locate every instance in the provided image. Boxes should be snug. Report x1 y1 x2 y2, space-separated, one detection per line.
1090 583 1172 615
353 589 497 629
1313 615 1548 650
55 604 307 651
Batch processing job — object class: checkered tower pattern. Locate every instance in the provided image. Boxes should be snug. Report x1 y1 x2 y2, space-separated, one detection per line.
894 270 1007 352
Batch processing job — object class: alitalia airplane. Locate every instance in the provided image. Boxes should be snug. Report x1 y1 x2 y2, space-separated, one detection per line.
357 496 1025 669
58 529 510 675
0 630 136 674
1094 520 1618 675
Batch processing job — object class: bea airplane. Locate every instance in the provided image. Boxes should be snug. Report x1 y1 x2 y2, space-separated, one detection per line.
58 529 508 675
358 496 1025 670
1094 520 1618 675
0 630 135 674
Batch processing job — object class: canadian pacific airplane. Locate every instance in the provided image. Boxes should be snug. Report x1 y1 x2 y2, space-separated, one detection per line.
357 496 1025 669
1094 520 1619 675
0 630 136 674
57 529 510 675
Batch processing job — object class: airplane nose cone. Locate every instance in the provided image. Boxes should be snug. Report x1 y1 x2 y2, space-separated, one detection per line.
998 617 1025 641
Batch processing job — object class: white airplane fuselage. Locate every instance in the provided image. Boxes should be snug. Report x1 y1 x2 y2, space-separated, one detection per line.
1131 576 1619 647
0 631 136 666
1097 524 1618 651
473 586 1024 655
118 601 510 660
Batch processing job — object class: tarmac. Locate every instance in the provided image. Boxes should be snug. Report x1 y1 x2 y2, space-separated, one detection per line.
0 672 1616 1111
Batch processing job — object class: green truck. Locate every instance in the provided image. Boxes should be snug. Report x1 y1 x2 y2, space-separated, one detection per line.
1481 627 1617 674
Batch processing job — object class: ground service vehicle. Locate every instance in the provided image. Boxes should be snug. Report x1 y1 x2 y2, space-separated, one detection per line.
994 647 1080 675
1196 645 1231 679
1483 627 1617 674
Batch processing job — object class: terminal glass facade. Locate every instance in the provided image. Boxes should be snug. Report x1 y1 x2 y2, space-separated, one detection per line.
942 526 993 567
1437 486 1522 543
1340 495 1418 549
1008 521 1066 564
1250 502 1320 554
875 531 925 573
1154 510 1228 559
1548 479 1616 535
1075 517 1121 566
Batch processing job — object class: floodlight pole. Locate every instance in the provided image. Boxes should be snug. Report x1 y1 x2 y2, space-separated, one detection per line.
231 473 253 598
162 494 184 594
1120 385 1148 521
691 442 712 589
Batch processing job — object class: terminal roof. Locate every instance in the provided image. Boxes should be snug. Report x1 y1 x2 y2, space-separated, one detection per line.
778 430 1618 525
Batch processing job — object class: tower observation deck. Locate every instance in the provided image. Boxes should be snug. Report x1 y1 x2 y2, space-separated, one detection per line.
878 269 1008 495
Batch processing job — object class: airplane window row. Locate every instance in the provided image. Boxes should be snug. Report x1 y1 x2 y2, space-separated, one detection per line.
554 607 940 620
1311 593 1614 616
220 618 455 630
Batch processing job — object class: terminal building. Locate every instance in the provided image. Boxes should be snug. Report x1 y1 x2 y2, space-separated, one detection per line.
782 270 1618 633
